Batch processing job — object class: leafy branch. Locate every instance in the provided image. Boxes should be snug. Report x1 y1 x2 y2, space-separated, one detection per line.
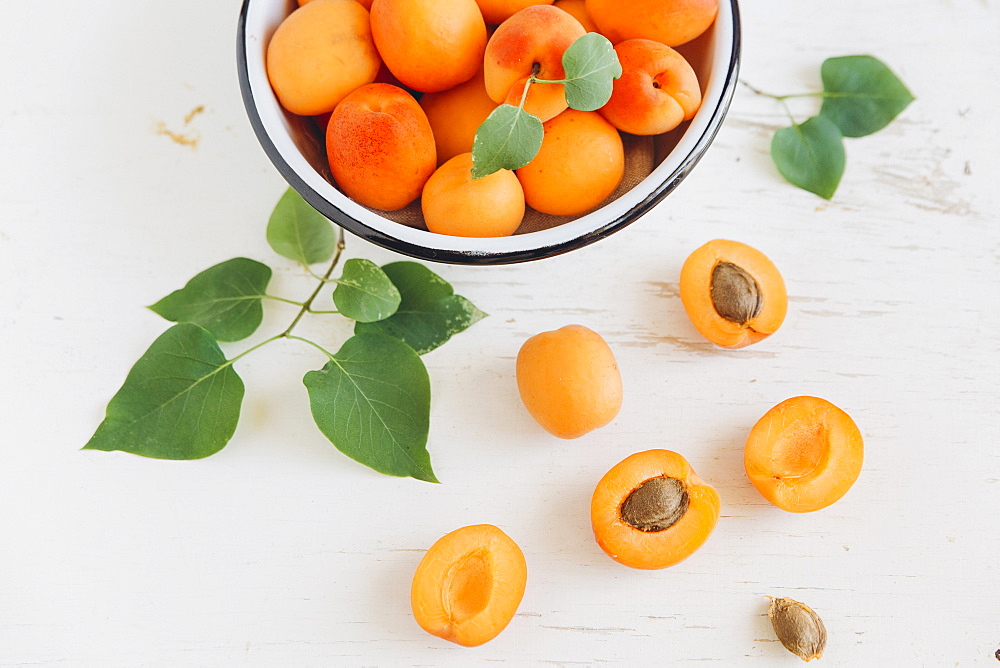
84 189 486 482
471 32 622 179
746 55 915 199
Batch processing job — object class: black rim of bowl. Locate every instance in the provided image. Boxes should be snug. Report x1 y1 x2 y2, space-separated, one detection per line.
237 0 742 266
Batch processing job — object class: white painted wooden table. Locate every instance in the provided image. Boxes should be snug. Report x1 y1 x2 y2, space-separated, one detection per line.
2 1 998 665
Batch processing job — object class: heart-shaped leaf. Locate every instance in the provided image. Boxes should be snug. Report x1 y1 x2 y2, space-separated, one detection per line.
561 32 622 111
266 187 337 265
471 104 544 179
149 257 271 342
771 115 846 200
84 324 244 460
355 262 486 355
332 258 401 323
304 334 436 482
819 55 915 138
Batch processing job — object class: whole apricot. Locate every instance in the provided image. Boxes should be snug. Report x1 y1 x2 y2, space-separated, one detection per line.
371 0 487 93
598 39 702 135
475 0 554 25
419 68 498 165
516 324 622 439
591 449 720 569
411 524 527 647
552 0 597 31
265 0 381 116
679 239 787 349
516 109 624 217
586 0 718 47
745 396 864 513
483 5 586 122
422 154 525 237
326 83 436 211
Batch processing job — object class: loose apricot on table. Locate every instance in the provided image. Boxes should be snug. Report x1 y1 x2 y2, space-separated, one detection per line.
591 449 720 569
516 109 624 217
411 524 527 647
326 83 436 211
265 0 381 116
745 396 864 513
421 153 525 237
371 0 487 93
585 0 719 47
679 239 787 349
516 324 622 439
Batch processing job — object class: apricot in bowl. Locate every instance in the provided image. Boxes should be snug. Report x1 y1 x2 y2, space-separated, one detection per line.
237 0 742 264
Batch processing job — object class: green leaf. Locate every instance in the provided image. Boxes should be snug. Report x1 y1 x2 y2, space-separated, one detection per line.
304 334 436 482
819 55 915 138
771 115 846 200
148 258 272 342
560 32 622 111
355 262 486 355
266 187 337 265
332 258 402 323
471 104 544 179
84 324 244 460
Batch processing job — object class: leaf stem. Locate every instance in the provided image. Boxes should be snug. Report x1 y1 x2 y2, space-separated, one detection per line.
262 295 306 306
741 80 800 127
285 334 335 360
228 333 285 365
283 227 346 337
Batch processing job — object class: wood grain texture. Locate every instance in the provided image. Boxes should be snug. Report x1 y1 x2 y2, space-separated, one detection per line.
0 0 997 665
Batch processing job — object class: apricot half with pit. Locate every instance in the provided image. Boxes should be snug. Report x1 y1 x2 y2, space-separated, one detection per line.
591 449 720 569
679 239 787 348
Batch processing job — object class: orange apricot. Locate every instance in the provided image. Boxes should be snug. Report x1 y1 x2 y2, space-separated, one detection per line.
326 83 436 211
299 0 372 5
475 0 554 25
411 524 527 647
586 0 718 47
552 0 597 31
598 39 702 135
371 0 487 93
516 109 624 217
516 324 622 439
419 68 498 165
744 396 864 513
591 449 720 569
422 153 525 237
484 5 586 122
265 0 381 116
679 239 787 349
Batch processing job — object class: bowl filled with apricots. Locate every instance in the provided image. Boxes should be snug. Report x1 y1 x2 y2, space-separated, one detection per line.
238 0 741 264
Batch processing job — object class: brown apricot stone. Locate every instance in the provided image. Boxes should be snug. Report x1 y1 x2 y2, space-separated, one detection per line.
591 449 719 569
768 596 827 662
679 239 787 348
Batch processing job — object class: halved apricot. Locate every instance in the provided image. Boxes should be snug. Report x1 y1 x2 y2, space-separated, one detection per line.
679 239 787 349
744 396 864 513
410 524 527 647
591 449 720 569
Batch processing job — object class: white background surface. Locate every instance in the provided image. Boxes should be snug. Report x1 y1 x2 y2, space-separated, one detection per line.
2 0 998 666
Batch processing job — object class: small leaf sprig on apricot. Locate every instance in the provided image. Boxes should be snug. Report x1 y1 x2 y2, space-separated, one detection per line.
591 449 720 569
411 524 527 647
679 239 788 349
515 324 623 439
744 396 864 513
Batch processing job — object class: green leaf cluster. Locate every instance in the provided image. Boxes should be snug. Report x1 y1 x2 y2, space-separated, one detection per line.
471 32 622 179
85 189 485 482
767 55 914 199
